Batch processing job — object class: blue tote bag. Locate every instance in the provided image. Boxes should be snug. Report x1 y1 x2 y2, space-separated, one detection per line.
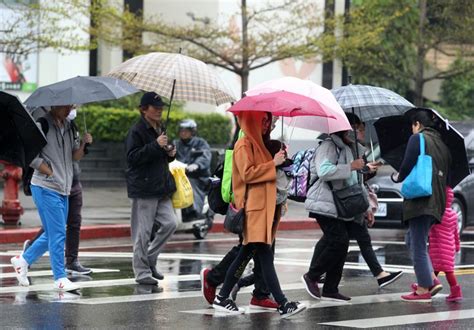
401 133 433 199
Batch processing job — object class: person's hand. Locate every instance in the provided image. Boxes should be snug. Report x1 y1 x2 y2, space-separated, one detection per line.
39 162 53 177
351 158 365 171
367 162 381 173
157 133 168 148
186 164 199 172
273 150 286 166
167 147 176 157
366 211 375 227
83 133 93 144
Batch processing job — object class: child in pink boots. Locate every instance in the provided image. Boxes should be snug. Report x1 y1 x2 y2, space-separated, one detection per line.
427 187 462 302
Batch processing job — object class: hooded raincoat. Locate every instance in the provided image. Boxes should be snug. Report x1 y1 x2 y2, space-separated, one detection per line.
232 112 277 245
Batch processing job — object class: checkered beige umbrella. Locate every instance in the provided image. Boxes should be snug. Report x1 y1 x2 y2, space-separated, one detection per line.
107 52 236 105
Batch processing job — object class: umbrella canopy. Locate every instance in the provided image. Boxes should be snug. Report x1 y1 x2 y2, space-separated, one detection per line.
24 76 139 107
331 84 414 122
245 77 351 133
107 52 236 106
374 108 470 187
0 91 47 168
227 91 336 119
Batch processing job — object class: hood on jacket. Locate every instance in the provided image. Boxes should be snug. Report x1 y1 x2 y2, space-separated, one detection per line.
237 111 272 162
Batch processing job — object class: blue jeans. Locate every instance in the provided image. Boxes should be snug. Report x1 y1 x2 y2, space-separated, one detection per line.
405 215 435 288
23 185 68 280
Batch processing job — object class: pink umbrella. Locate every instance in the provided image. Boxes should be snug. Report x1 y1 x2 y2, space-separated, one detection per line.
246 77 351 133
227 91 335 119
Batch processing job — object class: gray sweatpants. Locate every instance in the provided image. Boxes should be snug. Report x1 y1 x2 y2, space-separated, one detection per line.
131 197 177 281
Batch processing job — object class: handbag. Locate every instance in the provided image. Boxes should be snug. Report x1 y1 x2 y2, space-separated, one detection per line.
329 182 369 218
223 203 245 234
328 141 369 218
401 133 433 199
169 164 194 209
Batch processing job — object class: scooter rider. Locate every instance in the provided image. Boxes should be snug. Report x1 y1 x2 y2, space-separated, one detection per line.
174 119 212 220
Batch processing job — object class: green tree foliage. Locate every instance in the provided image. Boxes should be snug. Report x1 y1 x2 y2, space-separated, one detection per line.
340 0 474 105
439 60 474 119
78 105 232 145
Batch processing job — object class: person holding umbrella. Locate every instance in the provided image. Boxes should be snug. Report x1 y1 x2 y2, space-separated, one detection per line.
126 92 178 286
212 111 306 318
391 109 451 302
11 105 92 291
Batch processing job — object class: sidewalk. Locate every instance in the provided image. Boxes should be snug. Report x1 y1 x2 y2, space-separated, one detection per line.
0 186 317 244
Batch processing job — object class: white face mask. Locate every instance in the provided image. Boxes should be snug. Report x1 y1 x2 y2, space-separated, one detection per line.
67 109 77 121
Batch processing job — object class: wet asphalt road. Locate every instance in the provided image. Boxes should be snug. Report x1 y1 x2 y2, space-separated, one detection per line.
1 230 473 329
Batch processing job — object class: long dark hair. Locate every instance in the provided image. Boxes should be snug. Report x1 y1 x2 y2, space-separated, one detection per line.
409 108 442 131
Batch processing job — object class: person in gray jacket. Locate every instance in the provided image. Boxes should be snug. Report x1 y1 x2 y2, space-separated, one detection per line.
301 129 373 302
11 105 92 291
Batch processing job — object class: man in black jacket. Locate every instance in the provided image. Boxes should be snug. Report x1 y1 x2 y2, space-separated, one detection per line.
126 92 177 286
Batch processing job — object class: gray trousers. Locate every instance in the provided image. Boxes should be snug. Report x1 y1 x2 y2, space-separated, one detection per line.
131 197 177 281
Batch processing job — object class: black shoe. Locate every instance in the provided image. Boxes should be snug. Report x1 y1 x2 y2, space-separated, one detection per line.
135 277 158 286
212 296 244 314
301 273 321 299
378 271 403 288
66 261 92 275
322 292 351 302
278 301 306 319
150 266 164 280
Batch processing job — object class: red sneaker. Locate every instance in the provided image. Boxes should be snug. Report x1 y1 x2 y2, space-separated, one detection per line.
411 278 443 296
250 296 279 310
401 291 432 303
200 268 216 305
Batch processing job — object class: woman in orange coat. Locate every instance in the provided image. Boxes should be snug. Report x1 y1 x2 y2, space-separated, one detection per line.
212 111 306 318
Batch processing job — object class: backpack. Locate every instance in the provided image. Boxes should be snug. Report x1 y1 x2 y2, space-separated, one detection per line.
208 157 229 215
22 117 49 196
287 148 316 202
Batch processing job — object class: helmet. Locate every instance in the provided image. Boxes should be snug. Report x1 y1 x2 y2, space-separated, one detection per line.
179 119 197 130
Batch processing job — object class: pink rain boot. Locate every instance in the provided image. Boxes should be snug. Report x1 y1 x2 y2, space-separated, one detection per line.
446 285 463 302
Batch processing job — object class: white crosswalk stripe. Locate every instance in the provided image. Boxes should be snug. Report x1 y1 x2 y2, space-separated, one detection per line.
0 268 119 279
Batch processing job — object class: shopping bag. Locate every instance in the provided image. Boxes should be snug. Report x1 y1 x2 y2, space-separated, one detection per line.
401 133 433 199
170 166 194 209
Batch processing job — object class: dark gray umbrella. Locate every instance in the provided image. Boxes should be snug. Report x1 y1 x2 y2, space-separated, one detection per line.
331 84 414 122
24 76 139 107
0 91 47 168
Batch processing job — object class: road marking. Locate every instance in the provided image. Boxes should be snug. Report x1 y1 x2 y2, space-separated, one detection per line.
0 268 120 279
181 292 449 317
65 282 311 305
0 274 200 294
319 309 474 328
0 264 11 268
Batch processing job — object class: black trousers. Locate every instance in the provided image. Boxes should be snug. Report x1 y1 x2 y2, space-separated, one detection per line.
30 180 83 265
206 238 271 299
218 243 286 305
308 215 350 294
346 221 383 277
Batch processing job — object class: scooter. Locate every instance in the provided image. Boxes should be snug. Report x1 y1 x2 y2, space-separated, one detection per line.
170 160 214 239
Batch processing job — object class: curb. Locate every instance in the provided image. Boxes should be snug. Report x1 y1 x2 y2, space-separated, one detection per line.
0 219 319 244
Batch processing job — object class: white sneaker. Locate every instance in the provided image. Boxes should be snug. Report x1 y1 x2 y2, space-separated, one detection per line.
54 277 80 291
10 255 29 286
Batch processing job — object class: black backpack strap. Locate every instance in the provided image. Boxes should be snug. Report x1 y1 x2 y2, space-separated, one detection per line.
37 117 49 136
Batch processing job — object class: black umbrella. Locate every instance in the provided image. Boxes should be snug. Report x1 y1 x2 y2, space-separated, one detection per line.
0 91 47 168
374 108 470 187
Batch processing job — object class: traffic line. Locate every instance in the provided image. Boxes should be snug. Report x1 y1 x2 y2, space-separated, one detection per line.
181 292 449 317
0 274 200 294
65 282 310 305
0 264 11 268
319 309 474 328
0 268 120 279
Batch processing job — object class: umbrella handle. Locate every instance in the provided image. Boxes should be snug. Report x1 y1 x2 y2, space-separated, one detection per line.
163 79 176 134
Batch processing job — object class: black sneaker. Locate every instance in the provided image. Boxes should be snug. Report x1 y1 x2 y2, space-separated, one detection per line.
278 301 306 319
378 271 403 288
135 277 158 286
66 261 92 275
150 266 164 280
301 273 321 299
322 292 351 302
212 296 244 314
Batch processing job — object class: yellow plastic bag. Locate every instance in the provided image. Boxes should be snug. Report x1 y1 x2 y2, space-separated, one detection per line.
170 166 194 209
